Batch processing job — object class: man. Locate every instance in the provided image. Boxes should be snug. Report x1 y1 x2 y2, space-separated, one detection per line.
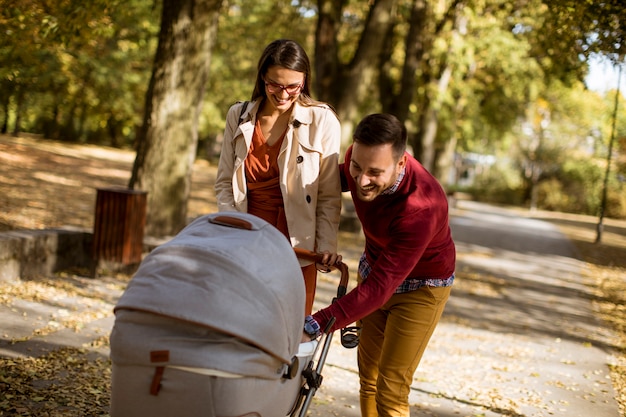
311 113 456 417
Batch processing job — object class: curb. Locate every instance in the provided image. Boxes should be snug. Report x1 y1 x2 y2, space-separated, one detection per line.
0 228 168 283
0 228 93 283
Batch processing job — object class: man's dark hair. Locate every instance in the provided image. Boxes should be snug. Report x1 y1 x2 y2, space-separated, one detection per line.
353 114 407 160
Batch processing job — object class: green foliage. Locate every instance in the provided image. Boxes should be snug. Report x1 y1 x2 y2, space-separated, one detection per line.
534 157 626 218
465 5 543 133
462 155 526 206
425 0 624 174
465 128 626 219
0 0 159 145
535 178 572 211
604 182 626 218
543 0 626 63
542 158 603 214
1 0 624 221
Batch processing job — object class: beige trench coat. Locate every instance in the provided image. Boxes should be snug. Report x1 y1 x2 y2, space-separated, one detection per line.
215 99 342 259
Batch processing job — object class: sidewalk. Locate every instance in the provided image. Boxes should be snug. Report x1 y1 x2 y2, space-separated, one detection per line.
309 200 621 416
0 201 622 416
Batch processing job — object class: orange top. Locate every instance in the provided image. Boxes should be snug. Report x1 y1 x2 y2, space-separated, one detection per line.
245 120 289 238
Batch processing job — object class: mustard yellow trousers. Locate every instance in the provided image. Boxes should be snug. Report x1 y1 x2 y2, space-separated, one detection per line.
357 284 452 417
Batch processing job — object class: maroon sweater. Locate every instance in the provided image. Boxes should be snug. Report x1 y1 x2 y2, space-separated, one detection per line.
313 147 456 331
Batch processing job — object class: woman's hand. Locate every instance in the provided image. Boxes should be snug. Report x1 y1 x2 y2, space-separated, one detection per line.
316 251 342 273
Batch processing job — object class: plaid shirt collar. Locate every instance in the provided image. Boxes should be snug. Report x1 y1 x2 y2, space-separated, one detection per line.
380 167 405 196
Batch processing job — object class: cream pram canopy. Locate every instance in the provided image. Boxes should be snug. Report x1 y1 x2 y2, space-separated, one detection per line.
112 212 306 375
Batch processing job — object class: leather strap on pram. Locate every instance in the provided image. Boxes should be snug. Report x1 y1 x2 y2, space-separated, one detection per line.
149 350 170 396
150 366 165 396
208 215 253 230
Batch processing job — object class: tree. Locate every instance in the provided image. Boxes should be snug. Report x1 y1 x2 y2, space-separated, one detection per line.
312 0 624 171
129 0 223 237
4 0 624 227
0 0 158 143
315 0 398 142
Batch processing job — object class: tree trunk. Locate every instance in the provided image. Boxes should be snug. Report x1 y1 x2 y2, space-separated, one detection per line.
11 87 24 137
316 0 398 146
435 88 467 185
129 0 223 237
435 133 457 187
416 64 452 171
411 0 464 169
314 0 344 104
381 0 429 121
107 115 121 148
1 95 8 134
77 102 88 142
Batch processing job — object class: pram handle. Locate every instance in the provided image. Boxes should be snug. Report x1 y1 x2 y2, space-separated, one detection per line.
291 248 350 417
293 247 349 299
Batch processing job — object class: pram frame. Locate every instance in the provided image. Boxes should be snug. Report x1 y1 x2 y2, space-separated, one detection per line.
290 248 349 417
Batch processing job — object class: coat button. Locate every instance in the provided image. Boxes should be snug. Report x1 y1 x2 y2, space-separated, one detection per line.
306 195 311 203
296 155 304 163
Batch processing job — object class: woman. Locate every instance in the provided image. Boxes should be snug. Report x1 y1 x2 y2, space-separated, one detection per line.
215 39 342 315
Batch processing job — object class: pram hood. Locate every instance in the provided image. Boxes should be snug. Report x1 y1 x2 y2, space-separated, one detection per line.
114 212 305 366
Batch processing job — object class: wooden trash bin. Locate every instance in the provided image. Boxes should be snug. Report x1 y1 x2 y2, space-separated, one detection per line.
92 188 147 275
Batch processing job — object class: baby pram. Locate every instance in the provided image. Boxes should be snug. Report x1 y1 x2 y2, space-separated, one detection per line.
109 212 349 417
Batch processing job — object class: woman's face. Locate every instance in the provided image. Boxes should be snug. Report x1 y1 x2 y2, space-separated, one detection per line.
263 65 305 113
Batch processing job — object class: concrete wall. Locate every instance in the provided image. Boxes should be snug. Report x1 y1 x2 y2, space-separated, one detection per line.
0 228 93 282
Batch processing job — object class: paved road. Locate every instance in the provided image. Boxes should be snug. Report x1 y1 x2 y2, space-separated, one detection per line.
309 200 621 417
0 200 621 416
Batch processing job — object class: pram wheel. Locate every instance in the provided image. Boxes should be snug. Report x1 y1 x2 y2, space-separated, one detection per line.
340 326 360 349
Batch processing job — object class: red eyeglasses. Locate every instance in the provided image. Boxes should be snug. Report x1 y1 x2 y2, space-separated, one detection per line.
264 79 304 95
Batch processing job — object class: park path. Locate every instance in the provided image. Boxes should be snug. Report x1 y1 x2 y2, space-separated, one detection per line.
0 200 621 416
309 200 621 417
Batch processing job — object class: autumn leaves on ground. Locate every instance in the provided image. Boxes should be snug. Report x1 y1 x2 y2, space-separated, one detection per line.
0 134 625 416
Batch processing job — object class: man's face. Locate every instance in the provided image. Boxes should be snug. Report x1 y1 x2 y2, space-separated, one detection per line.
349 141 406 202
